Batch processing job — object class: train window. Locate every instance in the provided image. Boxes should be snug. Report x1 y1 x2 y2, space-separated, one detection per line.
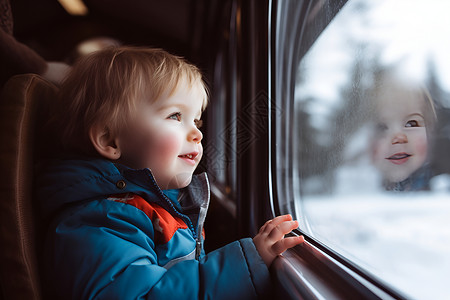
273 0 450 299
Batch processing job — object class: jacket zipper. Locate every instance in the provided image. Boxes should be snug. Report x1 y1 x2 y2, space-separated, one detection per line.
146 170 210 261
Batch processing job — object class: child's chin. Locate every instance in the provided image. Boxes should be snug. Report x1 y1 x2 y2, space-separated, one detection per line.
166 174 193 189
384 172 409 183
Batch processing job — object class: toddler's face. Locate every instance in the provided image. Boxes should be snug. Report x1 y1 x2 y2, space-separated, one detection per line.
371 85 428 183
117 80 204 189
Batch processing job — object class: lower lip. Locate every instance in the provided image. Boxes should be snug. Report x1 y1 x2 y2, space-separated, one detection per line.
387 157 410 165
179 156 197 165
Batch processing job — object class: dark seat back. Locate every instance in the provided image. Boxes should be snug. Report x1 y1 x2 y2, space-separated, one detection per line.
0 74 58 300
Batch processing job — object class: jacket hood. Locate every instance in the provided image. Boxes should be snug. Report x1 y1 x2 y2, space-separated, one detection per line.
36 157 208 220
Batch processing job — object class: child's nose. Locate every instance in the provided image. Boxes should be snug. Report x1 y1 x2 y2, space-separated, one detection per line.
391 132 408 144
189 126 203 143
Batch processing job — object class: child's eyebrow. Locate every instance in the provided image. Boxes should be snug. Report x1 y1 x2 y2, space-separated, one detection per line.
157 103 188 112
406 113 425 119
157 103 203 117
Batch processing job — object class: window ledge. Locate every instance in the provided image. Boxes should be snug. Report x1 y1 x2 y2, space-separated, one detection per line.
272 240 403 300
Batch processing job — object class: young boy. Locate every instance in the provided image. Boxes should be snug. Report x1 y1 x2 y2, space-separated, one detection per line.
370 73 436 191
37 46 303 299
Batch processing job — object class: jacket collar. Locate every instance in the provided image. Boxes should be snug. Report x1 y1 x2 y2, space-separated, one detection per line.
37 157 209 221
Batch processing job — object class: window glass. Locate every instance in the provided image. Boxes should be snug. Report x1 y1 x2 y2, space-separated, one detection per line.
292 0 450 298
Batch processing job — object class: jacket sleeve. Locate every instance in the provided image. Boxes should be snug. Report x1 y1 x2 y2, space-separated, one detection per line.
44 199 272 300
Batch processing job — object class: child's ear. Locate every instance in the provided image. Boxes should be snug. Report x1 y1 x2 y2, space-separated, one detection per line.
89 125 121 160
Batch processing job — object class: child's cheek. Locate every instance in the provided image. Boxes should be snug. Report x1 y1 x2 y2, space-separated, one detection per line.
415 135 428 160
154 133 182 160
370 140 384 165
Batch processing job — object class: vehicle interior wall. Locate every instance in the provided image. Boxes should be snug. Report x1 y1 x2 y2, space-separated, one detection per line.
10 0 217 67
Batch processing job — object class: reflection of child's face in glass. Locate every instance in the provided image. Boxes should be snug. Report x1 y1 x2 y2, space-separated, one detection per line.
371 84 428 183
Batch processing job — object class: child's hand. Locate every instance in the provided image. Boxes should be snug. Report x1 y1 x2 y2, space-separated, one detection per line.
253 214 304 267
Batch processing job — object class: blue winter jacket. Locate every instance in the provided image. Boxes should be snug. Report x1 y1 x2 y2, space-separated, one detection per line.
37 158 271 299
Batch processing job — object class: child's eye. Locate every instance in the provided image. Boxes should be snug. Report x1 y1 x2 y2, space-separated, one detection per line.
168 112 182 122
405 120 422 128
194 119 203 129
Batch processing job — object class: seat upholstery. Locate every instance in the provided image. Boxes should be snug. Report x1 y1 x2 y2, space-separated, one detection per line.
0 74 58 300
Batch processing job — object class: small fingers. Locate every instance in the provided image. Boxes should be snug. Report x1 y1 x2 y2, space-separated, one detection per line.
267 220 299 241
260 214 293 233
270 214 293 226
271 236 304 255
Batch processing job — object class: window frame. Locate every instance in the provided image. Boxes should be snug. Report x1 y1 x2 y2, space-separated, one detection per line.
268 0 412 298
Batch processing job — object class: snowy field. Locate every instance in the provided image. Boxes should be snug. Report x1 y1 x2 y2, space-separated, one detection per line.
301 188 450 300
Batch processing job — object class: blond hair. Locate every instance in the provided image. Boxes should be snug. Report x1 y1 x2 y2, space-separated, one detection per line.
52 46 208 156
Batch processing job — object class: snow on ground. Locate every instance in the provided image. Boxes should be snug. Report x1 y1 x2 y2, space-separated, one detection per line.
302 191 450 300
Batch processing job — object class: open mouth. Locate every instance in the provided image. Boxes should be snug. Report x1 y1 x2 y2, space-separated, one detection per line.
386 152 411 165
178 152 199 165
